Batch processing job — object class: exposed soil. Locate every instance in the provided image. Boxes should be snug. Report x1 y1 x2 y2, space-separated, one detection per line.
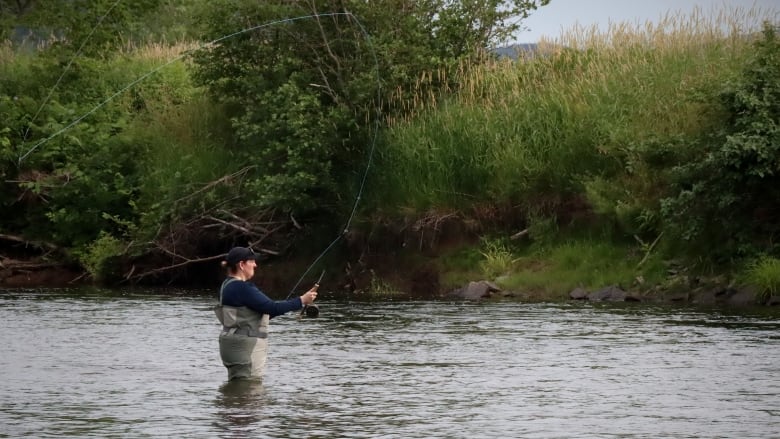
0 234 87 288
1 265 85 287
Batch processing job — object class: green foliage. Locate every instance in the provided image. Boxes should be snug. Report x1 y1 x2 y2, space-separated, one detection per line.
3 0 205 51
659 23 780 261
0 36 207 260
373 9 780 273
192 1 360 215
503 240 665 298
371 23 737 215
479 237 515 279
192 0 551 217
367 273 405 298
739 255 780 302
78 232 126 283
2 0 552 282
437 245 483 284
526 213 560 249
4 2 777 291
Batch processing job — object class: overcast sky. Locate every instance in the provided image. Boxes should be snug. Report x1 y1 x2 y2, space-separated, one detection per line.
517 0 779 42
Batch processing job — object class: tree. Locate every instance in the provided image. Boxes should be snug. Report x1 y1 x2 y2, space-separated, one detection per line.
1 0 203 48
660 23 780 262
191 0 550 217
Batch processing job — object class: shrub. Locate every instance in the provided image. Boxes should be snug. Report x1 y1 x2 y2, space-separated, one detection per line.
740 256 780 302
79 232 126 283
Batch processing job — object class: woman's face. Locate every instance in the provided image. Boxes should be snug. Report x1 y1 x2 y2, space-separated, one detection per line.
238 259 257 280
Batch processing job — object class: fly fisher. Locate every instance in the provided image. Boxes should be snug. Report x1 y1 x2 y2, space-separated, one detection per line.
214 246 318 380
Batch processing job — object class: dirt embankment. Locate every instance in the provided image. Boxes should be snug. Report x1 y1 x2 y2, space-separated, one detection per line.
0 215 472 293
0 234 84 287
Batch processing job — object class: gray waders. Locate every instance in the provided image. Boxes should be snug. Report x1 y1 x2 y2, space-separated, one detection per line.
214 278 270 380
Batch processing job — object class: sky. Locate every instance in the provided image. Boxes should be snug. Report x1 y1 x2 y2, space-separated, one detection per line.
517 0 779 42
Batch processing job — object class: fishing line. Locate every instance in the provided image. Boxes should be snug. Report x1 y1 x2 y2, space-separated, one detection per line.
17 12 379 165
20 0 124 156
15 10 382 296
285 13 381 298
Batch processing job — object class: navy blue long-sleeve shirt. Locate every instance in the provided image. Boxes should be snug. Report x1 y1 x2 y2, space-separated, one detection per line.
220 278 303 318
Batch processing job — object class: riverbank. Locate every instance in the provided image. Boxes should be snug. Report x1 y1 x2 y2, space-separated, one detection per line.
2 220 779 308
3 7 779 304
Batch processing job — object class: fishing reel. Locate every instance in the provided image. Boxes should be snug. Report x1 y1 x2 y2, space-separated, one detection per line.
300 270 324 318
301 304 320 318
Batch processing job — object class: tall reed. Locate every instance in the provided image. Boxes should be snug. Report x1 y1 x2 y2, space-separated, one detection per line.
371 5 777 220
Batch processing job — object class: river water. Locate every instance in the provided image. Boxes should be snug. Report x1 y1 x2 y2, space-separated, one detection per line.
1 288 778 438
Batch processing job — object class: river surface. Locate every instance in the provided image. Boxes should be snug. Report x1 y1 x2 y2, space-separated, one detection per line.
1 288 779 438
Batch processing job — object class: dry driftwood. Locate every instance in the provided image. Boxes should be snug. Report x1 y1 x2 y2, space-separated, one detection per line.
0 233 59 252
125 206 296 282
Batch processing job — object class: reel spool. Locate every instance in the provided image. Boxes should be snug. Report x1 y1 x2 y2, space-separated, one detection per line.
301 304 320 318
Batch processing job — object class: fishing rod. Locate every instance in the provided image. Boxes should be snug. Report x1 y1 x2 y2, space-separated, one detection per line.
300 269 326 318
17 9 382 314
284 11 381 312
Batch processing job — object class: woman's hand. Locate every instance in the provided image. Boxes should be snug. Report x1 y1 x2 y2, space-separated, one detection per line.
301 284 318 306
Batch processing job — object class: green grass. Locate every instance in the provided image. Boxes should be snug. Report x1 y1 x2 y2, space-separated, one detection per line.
369 5 766 215
495 239 666 300
739 256 780 302
479 237 514 279
366 275 407 299
430 226 668 300
437 245 484 289
362 5 776 297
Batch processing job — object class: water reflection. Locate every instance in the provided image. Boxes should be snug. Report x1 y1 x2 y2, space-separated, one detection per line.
215 379 270 432
1 290 778 438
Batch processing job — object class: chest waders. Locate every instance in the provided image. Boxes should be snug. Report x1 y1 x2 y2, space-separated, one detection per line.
214 278 270 380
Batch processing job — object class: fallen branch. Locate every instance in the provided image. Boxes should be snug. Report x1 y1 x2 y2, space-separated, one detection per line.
0 233 58 251
636 232 664 268
127 253 225 281
510 228 529 240
290 213 302 230
204 215 257 236
0 259 62 270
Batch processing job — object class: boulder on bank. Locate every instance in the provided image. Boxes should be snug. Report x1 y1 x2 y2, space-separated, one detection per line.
691 287 760 306
446 280 501 300
569 287 588 300
569 285 642 302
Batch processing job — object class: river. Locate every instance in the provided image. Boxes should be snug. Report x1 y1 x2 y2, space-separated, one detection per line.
1 288 778 438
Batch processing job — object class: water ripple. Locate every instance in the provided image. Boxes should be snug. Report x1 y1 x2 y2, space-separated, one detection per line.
1 291 778 438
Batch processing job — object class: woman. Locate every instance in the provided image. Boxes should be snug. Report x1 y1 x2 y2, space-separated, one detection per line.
215 246 318 380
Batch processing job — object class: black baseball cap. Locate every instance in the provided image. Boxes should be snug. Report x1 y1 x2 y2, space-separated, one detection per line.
225 247 257 265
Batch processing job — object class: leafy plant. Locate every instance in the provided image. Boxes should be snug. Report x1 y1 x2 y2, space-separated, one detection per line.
479 237 514 279
502 240 665 298
367 271 404 298
191 0 552 215
79 231 126 283
660 23 780 261
740 255 780 302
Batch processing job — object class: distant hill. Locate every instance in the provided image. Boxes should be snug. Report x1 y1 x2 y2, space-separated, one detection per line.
493 43 540 60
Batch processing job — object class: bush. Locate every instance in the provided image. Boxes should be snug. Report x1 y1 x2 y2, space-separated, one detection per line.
740 255 780 302
79 232 126 283
660 23 780 262
479 238 515 279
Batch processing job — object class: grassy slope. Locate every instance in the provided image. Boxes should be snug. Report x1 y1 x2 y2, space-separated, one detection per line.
364 6 779 298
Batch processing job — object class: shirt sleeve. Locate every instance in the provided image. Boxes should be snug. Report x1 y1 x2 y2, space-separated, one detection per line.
225 280 303 318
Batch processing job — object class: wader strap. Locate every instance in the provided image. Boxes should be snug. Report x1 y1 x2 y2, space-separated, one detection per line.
219 277 239 305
